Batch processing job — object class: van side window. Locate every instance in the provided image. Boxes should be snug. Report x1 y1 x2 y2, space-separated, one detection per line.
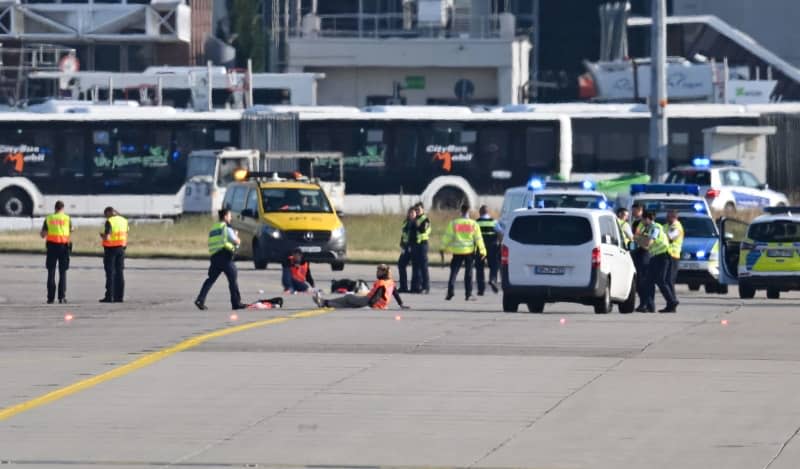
600 216 619 246
229 186 248 213
222 186 235 210
245 188 259 212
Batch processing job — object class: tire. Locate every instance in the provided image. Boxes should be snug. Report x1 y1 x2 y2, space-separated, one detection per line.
252 239 268 270
0 188 32 216
739 283 756 299
502 294 519 313
688 283 701 291
767 287 780 299
432 187 467 211
594 280 612 314
331 261 345 271
717 284 729 295
724 202 737 216
704 283 717 294
619 277 636 314
526 300 545 313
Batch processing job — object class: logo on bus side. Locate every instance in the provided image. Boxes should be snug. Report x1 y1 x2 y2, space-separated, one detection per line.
1 145 47 174
427 144 473 172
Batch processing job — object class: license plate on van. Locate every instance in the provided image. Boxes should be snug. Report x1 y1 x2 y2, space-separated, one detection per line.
535 265 565 275
299 246 322 253
767 249 793 258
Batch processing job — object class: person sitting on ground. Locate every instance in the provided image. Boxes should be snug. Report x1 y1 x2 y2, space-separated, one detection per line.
282 248 315 294
313 264 409 310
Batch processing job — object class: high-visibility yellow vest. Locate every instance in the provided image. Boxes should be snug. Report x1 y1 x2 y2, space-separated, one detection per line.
646 222 669 256
400 219 411 246
416 214 431 243
45 212 70 244
617 218 632 246
442 217 487 256
667 220 684 259
102 215 129 247
208 222 235 255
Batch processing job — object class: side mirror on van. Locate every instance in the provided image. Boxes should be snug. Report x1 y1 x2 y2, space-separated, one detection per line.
336 210 343 217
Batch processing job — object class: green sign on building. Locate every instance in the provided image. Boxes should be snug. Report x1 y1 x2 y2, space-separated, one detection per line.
405 76 426 90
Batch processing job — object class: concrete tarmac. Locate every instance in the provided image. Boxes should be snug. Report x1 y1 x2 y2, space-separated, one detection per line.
1 254 800 469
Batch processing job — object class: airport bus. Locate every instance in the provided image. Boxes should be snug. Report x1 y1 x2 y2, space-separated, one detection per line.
0 101 240 216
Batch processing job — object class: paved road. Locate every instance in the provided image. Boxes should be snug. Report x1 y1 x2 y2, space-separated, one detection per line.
1 254 800 469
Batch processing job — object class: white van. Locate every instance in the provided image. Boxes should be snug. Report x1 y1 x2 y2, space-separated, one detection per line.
501 208 636 314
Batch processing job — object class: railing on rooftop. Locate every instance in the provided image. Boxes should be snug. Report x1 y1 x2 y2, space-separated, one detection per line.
290 13 527 40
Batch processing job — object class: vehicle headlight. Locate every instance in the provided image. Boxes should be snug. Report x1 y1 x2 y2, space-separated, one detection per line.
696 250 706 260
263 224 281 239
331 225 346 239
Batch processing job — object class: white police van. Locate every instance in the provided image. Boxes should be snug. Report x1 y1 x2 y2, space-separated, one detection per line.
501 207 636 314
497 179 611 235
628 183 712 216
665 158 788 214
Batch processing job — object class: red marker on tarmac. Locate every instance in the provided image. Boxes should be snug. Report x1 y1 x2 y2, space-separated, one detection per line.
395 315 402 321
229 313 239 321
559 317 567 325
721 319 729 326
64 313 74 322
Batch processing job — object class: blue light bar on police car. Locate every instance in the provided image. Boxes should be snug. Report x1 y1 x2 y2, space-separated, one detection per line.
543 180 596 191
691 156 740 168
630 184 701 196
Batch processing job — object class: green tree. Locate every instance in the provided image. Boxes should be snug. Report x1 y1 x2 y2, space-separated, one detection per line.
230 0 266 72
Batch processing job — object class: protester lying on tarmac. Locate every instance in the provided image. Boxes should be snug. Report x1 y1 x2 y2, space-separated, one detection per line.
313 264 409 310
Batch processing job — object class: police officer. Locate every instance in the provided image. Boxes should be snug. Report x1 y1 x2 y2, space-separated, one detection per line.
630 203 651 311
665 209 684 303
442 204 487 301
475 205 499 295
40 200 73 304
411 202 431 294
195 208 246 311
637 211 678 313
99 206 129 303
616 207 633 248
397 207 417 293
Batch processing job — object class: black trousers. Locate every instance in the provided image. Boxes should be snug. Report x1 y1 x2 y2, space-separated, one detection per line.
645 253 677 309
448 254 474 298
103 246 126 301
197 251 242 308
476 244 499 294
632 249 650 307
411 242 430 292
397 247 412 291
45 242 69 301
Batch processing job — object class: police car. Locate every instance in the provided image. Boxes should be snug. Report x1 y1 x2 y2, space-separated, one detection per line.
665 158 788 214
726 207 800 299
654 212 724 294
629 183 712 216
498 179 611 234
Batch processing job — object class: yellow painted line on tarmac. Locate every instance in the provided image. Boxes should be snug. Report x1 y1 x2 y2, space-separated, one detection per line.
0 308 333 422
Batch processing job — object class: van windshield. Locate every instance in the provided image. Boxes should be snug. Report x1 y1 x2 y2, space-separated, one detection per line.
533 194 605 209
186 156 216 179
509 215 592 245
747 221 800 243
261 188 332 213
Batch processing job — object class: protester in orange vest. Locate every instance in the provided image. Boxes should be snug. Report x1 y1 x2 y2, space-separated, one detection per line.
40 200 73 304
282 248 315 294
312 264 409 310
99 206 129 303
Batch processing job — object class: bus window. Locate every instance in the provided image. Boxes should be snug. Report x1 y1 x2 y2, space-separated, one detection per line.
392 125 419 168
525 126 556 171
57 128 87 194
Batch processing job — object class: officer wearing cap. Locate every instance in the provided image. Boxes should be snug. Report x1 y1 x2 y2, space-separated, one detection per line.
636 211 678 313
411 202 431 294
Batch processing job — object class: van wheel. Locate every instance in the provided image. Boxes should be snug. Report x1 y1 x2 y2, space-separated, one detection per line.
688 283 700 291
253 239 268 270
704 283 718 294
0 188 32 216
526 299 544 313
767 287 780 299
331 261 345 271
594 281 612 314
502 294 519 312
739 283 755 299
619 277 636 314
717 284 729 294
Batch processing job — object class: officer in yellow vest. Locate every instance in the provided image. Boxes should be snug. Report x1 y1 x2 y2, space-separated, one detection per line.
441 204 487 301
99 206 129 303
411 202 432 293
39 200 73 304
397 207 417 293
616 207 633 247
195 208 246 310
636 211 678 313
475 205 499 295
665 209 685 306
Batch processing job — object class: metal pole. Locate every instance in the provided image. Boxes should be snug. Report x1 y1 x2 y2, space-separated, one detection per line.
246 58 254 108
108 76 113 105
207 60 213 111
156 76 163 106
532 0 540 102
358 0 363 38
648 0 668 180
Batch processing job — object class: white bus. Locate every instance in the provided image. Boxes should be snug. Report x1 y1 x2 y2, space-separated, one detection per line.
0 100 240 216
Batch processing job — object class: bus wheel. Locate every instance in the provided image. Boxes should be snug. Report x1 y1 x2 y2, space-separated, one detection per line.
432 187 466 211
0 188 32 217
